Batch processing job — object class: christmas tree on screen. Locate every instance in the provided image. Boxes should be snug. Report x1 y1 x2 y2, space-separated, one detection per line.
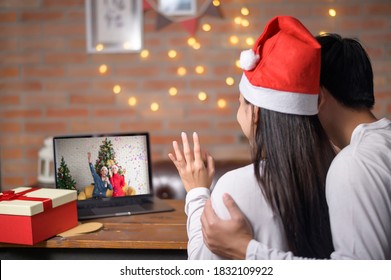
94 138 124 176
56 156 77 190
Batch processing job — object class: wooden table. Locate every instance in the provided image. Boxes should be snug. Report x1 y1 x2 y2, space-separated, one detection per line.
0 199 188 260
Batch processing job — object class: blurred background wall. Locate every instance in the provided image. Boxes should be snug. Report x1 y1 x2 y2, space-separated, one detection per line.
1 0 390 190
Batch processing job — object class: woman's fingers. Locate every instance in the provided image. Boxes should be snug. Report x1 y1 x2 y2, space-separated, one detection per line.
168 152 177 165
181 132 193 164
193 132 203 165
206 152 215 178
172 140 183 162
168 140 184 172
169 132 207 170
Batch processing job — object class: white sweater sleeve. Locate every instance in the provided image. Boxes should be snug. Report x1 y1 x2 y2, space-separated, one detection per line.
185 187 217 259
326 154 391 260
185 188 300 260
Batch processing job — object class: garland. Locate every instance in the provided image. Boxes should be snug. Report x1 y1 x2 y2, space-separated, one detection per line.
143 0 223 35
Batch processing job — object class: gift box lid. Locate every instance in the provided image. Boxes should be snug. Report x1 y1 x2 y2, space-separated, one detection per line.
0 187 77 216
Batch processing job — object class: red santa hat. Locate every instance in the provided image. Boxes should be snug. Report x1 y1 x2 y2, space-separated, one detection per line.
239 16 321 115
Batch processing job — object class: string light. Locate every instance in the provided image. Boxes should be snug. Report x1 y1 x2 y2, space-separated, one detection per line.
169 87 178 96
168 50 177 58
113 85 121 94
229 35 239 45
246 37 255 46
241 19 250 27
202 24 212 32
217 98 227 108
195 66 205 74
99 64 108 74
187 37 200 49
95 44 104 52
150 102 159 112
177 67 187 76
226 77 234 86
140 49 149 58
102 3 343 113
187 37 197 46
241 7 250 16
192 42 201 50
128 97 137 106
198 91 208 101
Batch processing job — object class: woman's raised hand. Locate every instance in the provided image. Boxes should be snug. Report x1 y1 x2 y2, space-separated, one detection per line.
168 132 215 192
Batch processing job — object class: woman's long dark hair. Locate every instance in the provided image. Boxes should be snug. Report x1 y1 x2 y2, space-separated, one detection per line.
252 107 335 258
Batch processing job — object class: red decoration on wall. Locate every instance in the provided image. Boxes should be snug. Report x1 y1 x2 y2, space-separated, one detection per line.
143 0 152 11
181 18 198 36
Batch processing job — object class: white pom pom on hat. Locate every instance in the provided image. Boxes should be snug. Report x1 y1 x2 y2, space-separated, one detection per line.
240 49 260 71
238 16 321 115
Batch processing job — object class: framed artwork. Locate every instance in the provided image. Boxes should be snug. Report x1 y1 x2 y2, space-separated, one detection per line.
85 0 143 54
158 0 197 16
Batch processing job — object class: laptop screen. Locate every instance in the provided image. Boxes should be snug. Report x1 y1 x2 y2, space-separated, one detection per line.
53 132 152 201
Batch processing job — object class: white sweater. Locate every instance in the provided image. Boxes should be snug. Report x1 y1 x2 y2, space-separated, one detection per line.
185 163 289 259
246 118 391 260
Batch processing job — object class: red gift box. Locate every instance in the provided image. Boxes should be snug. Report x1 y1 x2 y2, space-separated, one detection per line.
0 187 78 245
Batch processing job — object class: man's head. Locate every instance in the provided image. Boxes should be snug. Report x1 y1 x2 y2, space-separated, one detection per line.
316 33 375 109
100 166 108 177
316 33 377 149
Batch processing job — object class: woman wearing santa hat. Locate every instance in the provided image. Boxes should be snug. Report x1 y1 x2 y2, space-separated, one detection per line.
169 15 335 259
109 164 125 197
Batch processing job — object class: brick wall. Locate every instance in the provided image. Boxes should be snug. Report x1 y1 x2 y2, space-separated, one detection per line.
1 0 390 190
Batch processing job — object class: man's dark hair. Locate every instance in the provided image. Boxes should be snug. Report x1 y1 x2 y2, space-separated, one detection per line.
316 33 375 109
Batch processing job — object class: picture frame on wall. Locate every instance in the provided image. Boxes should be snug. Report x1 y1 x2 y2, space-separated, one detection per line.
158 0 197 16
85 0 143 54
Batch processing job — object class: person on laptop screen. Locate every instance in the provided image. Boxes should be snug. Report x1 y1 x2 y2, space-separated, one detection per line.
87 152 112 198
109 165 125 197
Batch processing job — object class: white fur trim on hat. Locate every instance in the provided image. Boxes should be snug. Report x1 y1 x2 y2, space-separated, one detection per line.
240 49 260 71
239 74 318 115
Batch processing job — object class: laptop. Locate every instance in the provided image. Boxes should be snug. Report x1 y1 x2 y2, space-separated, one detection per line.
53 132 174 220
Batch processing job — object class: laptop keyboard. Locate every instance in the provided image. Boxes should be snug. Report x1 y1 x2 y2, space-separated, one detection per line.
78 197 152 209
